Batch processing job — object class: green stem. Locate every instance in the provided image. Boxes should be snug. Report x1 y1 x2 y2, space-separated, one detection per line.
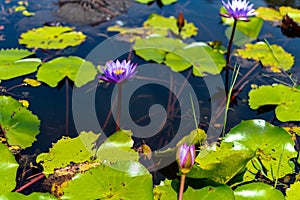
178 173 186 200
116 83 123 131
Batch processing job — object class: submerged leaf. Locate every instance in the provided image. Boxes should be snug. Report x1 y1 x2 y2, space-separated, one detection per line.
0 143 19 194
236 41 294 72
0 96 40 148
19 26 86 49
0 49 41 80
249 84 300 122
37 56 97 87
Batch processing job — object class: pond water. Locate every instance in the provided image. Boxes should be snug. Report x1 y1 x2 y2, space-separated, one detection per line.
1 0 300 192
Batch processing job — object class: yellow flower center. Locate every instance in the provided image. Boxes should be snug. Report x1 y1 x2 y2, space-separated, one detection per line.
113 69 125 75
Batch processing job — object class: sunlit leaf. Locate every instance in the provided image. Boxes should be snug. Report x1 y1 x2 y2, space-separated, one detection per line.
22 10 35 17
0 143 19 194
61 161 153 199
0 96 40 148
36 131 99 177
96 129 139 162
177 128 207 146
236 41 294 72
184 185 234 200
234 183 284 200
286 181 300 200
135 0 177 5
256 7 282 21
0 49 41 80
153 179 177 200
144 14 198 39
37 56 97 87
19 26 86 49
223 119 297 181
249 84 300 122
23 78 41 87
18 99 29 108
279 6 300 24
0 192 57 199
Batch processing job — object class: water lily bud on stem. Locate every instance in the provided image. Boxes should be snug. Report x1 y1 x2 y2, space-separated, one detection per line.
176 143 195 174
177 12 185 33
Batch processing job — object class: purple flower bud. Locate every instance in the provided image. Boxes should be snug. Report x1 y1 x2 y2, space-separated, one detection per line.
99 60 137 83
176 143 195 174
220 0 256 21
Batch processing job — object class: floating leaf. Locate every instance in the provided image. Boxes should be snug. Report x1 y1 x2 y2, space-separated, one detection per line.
223 120 297 181
18 99 29 108
36 131 99 177
37 56 97 87
0 96 40 148
249 84 300 122
0 49 41 80
144 14 198 39
22 10 35 17
234 183 284 200
0 192 57 199
61 161 153 199
279 6 300 24
19 26 86 49
23 78 41 87
96 129 138 162
236 41 294 72
177 128 207 146
153 179 177 200
256 7 282 21
184 185 234 200
135 0 177 5
286 181 300 200
0 143 19 194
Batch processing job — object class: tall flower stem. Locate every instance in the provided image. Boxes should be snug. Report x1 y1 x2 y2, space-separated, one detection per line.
225 18 238 93
178 173 186 200
116 83 123 131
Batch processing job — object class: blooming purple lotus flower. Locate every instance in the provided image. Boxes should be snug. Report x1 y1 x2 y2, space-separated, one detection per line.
177 143 195 174
99 60 137 83
221 0 256 21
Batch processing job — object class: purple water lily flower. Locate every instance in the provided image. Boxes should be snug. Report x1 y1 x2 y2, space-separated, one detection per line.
221 0 256 21
177 143 195 174
99 60 137 83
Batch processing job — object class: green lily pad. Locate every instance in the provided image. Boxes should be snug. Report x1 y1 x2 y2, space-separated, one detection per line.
223 120 297 181
256 7 283 21
280 6 300 24
96 129 138 162
236 41 294 72
19 26 86 49
153 179 177 200
135 0 177 5
37 56 97 87
0 96 40 148
0 192 58 199
61 161 153 200
144 14 198 39
0 143 19 194
234 183 284 200
177 128 207 146
248 84 300 122
184 185 234 200
36 131 99 177
286 181 300 200
187 143 254 184
0 49 41 80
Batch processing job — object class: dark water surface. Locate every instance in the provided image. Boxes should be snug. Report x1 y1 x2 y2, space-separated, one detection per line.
1 0 300 169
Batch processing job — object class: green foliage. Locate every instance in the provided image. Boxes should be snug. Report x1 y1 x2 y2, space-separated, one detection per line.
223 119 297 181
177 128 207 146
234 183 285 200
135 0 177 5
0 192 57 199
37 56 97 87
134 37 225 76
153 179 177 199
96 129 139 162
19 26 86 49
0 143 19 194
286 181 300 200
256 6 300 24
0 96 40 148
36 131 99 177
183 185 234 200
236 41 294 72
248 84 300 122
0 49 40 80
61 161 153 200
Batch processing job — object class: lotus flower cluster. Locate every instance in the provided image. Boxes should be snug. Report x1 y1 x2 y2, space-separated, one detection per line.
221 0 256 21
99 60 137 83
177 143 195 174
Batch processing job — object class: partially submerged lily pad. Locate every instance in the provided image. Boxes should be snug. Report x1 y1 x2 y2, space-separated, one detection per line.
0 49 41 80
19 26 86 49
37 56 97 87
236 41 294 72
248 84 300 122
0 96 40 148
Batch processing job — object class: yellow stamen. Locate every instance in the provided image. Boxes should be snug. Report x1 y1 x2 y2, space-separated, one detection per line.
113 69 125 75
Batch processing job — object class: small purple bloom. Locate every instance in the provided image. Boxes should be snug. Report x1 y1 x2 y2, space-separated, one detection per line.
177 143 195 174
99 60 137 83
221 0 256 21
